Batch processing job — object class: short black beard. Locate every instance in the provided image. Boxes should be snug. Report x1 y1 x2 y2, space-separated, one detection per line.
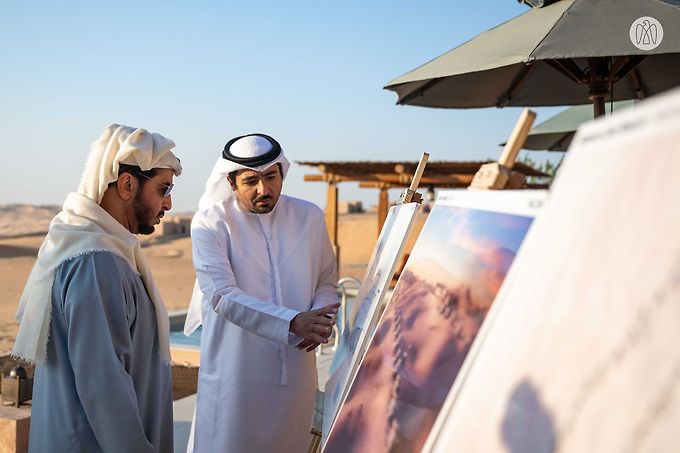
133 190 157 235
251 195 274 214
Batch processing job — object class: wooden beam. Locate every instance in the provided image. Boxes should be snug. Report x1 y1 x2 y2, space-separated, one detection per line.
400 152 430 203
325 181 340 271
325 182 338 245
304 173 475 185
409 153 429 192
358 175 474 188
360 182 466 189
304 173 347 182
498 108 536 169
377 188 389 238
359 182 402 189
298 161 549 177
469 109 535 191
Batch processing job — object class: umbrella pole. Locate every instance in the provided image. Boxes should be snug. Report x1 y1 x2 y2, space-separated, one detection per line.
591 95 606 118
588 58 609 118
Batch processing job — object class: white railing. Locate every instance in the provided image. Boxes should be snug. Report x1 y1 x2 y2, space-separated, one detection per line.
317 277 361 355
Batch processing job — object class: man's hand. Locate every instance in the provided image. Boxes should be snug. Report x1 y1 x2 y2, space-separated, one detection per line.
295 339 321 352
290 303 340 351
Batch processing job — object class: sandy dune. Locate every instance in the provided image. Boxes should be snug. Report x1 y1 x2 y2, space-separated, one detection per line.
0 234 197 354
0 204 60 239
0 206 417 354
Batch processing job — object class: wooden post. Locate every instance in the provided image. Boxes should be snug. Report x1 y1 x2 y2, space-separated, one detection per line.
399 152 429 204
408 153 429 193
469 108 536 190
498 108 537 170
0 406 31 453
306 390 325 453
377 187 389 237
325 180 340 271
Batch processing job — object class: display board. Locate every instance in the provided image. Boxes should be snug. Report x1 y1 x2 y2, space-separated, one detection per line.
323 190 546 453
424 88 680 453
322 202 421 441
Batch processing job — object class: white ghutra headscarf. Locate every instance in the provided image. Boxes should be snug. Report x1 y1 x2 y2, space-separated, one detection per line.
13 124 182 364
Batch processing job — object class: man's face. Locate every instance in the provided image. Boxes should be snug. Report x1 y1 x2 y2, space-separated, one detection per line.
132 168 174 235
230 165 283 214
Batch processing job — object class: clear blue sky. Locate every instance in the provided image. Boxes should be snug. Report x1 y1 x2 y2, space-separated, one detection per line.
0 0 563 212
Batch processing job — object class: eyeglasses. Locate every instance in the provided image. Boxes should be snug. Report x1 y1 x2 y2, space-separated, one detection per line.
136 172 174 198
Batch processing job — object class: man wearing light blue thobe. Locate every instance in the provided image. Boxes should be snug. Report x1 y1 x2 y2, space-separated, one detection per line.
13 124 182 453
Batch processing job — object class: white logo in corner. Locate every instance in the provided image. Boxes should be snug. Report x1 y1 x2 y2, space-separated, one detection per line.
630 17 663 51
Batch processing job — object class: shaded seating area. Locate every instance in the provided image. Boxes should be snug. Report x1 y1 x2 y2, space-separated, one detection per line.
299 159 549 251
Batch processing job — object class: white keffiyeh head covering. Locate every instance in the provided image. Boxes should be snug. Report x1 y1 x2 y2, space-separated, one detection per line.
79 123 182 203
184 133 290 335
13 124 181 363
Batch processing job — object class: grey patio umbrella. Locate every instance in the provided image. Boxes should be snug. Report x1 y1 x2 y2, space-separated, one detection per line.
516 100 635 151
385 0 680 117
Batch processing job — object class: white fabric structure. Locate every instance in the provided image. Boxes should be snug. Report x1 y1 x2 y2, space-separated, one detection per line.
13 124 181 363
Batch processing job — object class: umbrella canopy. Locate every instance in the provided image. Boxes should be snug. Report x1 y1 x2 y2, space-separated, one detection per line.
385 0 680 117
517 100 635 151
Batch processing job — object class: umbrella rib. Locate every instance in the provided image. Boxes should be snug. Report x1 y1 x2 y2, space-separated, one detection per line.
609 56 632 79
498 63 537 107
553 134 573 152
628 68 647 100
612 55 647 83
545 59 586 84
397 78 444 105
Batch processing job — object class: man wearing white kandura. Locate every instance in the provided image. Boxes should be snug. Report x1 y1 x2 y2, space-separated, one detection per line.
185 133 340 453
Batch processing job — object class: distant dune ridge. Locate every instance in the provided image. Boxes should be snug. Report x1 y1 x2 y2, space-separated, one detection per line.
0 204 60 238
0 204 391 354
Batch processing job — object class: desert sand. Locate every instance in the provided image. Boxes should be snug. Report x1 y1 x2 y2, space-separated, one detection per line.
0 206 424 355
0 233 197 354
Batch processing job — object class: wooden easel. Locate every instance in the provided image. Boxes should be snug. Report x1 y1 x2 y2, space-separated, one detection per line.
400 152 429 203
468 108 536 190
307 153 429 453
306 390 325 453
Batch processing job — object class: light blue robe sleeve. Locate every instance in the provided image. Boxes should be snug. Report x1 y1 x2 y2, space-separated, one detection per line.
61 253 154 452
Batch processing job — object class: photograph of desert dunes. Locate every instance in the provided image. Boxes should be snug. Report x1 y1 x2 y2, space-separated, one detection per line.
325 203 534 453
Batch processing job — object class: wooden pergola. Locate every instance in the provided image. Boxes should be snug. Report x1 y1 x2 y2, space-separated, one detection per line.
299 160 549 250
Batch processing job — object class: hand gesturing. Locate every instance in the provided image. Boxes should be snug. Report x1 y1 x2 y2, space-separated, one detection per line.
289 303 340 352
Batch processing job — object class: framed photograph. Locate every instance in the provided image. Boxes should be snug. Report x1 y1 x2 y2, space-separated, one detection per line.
323 202 421 441
323 189 546 453
424 89 680 453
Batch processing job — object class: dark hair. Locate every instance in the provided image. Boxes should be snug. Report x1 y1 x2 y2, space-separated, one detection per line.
227 163 283 189
227 170 238 186
108 163 159 189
